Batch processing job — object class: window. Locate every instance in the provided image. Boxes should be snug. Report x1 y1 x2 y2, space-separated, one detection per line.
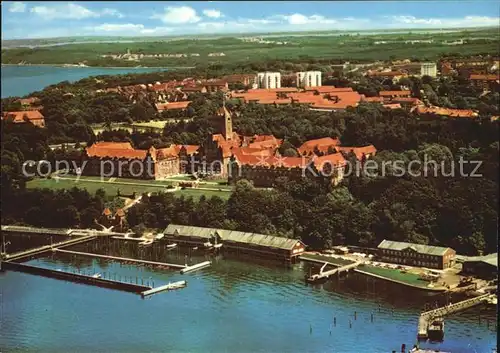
267 76 271 88
275 76 279 88
316 74 320 86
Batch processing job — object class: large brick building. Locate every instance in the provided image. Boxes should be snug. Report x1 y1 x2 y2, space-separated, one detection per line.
1 110 45 128
377 240 456 269
81 142 199 179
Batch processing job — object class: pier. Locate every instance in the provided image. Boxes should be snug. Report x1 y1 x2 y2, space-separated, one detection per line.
306 261 362 283
54 248 186 269
180 261 211 274
417 293 496 339
2 261 152 294
5 235 96 261
141 280 187 298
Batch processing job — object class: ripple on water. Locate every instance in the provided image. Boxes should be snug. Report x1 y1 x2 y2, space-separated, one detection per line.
2 255 497 353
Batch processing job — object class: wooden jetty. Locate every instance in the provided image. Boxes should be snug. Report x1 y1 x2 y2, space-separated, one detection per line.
306 261 362 283
2 261 151 294
141 280 187 298
54 248 186 269
5 235 96 261
180 261 211 274
417 293 496 340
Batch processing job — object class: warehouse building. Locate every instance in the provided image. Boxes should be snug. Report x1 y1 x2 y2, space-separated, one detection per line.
461 253 497 279
164 224 305 262
377 240 456 269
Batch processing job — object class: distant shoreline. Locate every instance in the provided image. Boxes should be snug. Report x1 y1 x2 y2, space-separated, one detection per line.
1 63 195 69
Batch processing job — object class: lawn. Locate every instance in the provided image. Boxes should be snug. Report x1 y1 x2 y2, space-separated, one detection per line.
357 264 430 288
27 176 232 200
300 253 355 266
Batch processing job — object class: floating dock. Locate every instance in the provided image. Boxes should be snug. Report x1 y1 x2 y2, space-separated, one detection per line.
417 293 496 340
141 280 187 298
2 261 152 294
180 261 211 274
54 248 186 269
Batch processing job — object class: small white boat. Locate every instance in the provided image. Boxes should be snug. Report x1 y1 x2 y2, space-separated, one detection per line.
92 273 102 279
192 247 198 250
213 243 223 249
166 243 177 249
155 233 165 240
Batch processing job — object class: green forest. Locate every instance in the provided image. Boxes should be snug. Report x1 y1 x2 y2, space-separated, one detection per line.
1 65 498 256
2 27 498 66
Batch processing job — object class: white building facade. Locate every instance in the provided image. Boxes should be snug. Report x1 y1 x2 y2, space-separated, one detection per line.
296 71 322 87
257 72 281 89
420 63 437 77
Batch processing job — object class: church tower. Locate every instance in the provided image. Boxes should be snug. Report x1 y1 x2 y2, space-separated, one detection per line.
218 95 233 141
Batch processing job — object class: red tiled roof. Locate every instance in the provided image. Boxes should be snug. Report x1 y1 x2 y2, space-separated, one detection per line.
362 96 385 103
469 74 499 81
366 71 406 77
390 97 423 105
383 103 402 109
256 98 292 105
232 150 309 168
312 153 347 170
86 142 148 160
335 145 377 160
156 101 191 112
298 137 340 156
379 90 411 97
304 86 353 93
103 208 112 216
115 209 125 217
413 106 478 118
247 88 298 93
2 110 44 123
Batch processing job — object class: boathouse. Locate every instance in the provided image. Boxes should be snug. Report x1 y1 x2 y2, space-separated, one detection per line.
164 224 305 261
461 253 497 279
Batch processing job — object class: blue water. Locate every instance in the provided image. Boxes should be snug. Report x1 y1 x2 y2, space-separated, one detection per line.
1 65 169 98
0 250 496 353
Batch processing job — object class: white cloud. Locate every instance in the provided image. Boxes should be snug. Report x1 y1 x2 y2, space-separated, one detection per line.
91 23 145 32
101 8 125 19
30 4 123 20
203 9 222 19
283 13 337 25
8 2 26 13
198 22 225 29
87 23 173 35
391 15 500 28
152 6 201 24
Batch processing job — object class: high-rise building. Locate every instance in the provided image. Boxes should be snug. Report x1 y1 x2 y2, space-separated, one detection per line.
420 63 437 77
296 71 322 87
257 72 281 89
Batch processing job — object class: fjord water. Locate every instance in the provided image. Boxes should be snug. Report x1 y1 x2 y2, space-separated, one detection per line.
0 251 496 353
1 65 169 98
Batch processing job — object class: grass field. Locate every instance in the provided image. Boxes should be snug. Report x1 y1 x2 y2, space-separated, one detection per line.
3 28 498 66
357 264 430 288
26 176 231 200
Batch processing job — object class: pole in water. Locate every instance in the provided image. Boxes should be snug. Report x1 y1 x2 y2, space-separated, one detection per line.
329 324 332 336
371 313 374 322
349 319 352 329
334 317 336 326
309 324 312 334
354 311 357 320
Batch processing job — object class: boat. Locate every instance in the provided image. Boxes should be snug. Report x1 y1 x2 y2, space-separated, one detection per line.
166 243 177 249
192 247 198 250
155 233 165 240
427 317 444 341
213 243 223 249
139 239 153 246
92 273 102 279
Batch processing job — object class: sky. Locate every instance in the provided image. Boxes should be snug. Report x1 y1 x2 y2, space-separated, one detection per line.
2 1 500 39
